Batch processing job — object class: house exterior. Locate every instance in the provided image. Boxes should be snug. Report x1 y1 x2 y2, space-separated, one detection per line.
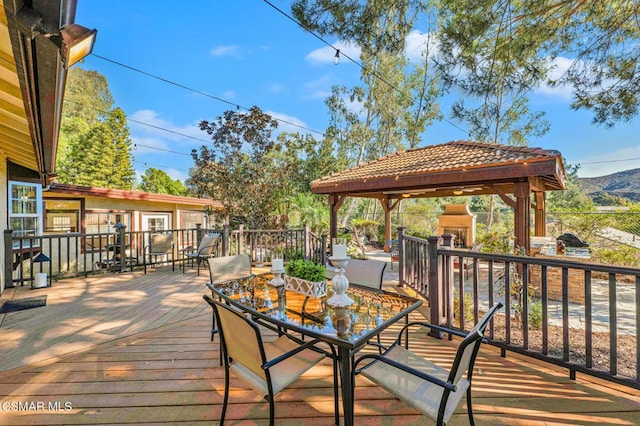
1 0 87 292
43 183 219 237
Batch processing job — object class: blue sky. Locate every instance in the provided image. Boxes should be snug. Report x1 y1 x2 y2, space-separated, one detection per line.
75 1 640 182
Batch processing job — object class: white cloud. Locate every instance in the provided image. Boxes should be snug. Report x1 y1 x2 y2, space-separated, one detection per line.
129 109 203 143
405 29 438 63
305 41 361 65
210 45 242 59
574 146 640 177
164 168 189 183
535 56 575 99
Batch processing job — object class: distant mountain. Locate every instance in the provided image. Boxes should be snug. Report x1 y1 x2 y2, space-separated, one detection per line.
578 168 640 203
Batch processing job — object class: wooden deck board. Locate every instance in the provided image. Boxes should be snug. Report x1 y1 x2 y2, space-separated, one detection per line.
1 268 639 424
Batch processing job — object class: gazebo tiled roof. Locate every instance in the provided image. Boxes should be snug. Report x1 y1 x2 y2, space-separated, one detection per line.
312 140 566 197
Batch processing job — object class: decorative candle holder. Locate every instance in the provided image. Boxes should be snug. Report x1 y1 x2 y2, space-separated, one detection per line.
326 256 354 307
331 306 352 336
269 269 285 288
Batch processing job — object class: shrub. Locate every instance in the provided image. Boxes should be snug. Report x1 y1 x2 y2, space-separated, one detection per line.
285 259 326 282
454 290 474 324
529 300 543 330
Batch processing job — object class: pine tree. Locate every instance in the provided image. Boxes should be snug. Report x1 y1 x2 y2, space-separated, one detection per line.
58 69 135 189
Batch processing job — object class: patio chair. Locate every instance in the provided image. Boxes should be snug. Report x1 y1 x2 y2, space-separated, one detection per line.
143 233 175 274
202 294 339 426
326 258 387 290
206 254 254 343
354 302 504 426
181 233 220 275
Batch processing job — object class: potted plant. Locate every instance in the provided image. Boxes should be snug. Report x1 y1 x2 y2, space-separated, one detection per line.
284 259 327 298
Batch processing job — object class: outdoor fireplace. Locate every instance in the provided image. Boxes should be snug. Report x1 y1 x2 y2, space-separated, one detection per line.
438 204 476 248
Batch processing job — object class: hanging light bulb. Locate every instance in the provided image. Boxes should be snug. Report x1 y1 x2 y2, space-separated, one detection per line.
133 143 137 151
334 49 340 65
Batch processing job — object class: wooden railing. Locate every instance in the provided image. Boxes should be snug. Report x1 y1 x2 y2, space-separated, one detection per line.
5 225 325 288
398 228 640 389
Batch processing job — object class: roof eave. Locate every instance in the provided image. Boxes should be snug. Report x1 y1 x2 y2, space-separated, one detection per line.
311 157 565 195
5 0 77 183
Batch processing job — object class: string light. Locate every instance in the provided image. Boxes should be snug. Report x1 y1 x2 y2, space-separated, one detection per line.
334 49 340 65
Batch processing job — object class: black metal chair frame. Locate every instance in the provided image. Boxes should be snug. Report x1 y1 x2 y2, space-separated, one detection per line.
354 302 503 426
202 294 339 425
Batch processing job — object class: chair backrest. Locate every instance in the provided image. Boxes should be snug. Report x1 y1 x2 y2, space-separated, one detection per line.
149 233 174 254
202 295 266 380
448 302 503 385
197 233 220 255
208 254 252 284
343 259 387 290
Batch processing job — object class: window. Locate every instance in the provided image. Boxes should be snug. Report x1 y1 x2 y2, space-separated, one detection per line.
142 213 171 232
181 211 207 231
9 181 42 248
44 199 81 233
85 212 132 234
84 211 132 252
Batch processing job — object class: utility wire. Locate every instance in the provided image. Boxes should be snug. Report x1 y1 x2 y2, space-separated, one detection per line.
262 0 469 136
66 100 212 145
92 54 325 136
65 99 255 157
579 157 640 165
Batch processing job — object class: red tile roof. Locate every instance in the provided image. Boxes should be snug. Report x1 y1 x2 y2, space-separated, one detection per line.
312 141 562 189
48 183 222 208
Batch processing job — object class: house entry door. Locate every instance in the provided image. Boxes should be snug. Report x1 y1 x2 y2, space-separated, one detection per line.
142 214 171 233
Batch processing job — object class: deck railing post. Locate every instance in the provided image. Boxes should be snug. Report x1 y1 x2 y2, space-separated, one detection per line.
195 224 203 246
118 225 127 272
303 224 310 260
238 224 244 256
320 234 327 265
223 224 231 256
4 230 14 289
441 234 455 328
427 236 444 336
398 227 405 288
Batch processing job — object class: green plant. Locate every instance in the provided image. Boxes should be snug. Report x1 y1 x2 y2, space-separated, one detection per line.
285 259 326 282
529 300 543 330
453 290 474 324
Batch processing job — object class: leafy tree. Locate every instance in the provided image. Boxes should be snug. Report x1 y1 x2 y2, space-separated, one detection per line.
286 192 329 234
438 0 550 145
188 107 281 228
139 167 188 195
62 68 114 125
58 68 135 189
62 108 136 189
295 0 640 127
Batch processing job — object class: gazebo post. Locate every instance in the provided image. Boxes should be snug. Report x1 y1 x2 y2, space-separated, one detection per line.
534 191 546 237
328 195 345 253
379 197 400 252
514 180 531 252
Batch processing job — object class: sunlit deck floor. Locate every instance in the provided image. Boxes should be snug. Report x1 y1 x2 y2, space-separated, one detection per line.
0 267 639 424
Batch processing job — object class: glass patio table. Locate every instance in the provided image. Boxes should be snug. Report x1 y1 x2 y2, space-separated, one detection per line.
208 273 423 426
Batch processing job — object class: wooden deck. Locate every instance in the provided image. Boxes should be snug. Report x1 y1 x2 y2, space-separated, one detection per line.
0 267 639 424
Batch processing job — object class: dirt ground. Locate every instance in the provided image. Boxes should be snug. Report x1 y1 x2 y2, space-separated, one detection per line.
461 314 637 379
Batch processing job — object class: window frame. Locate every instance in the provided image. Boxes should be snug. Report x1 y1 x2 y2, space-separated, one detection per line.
8 181 43 249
